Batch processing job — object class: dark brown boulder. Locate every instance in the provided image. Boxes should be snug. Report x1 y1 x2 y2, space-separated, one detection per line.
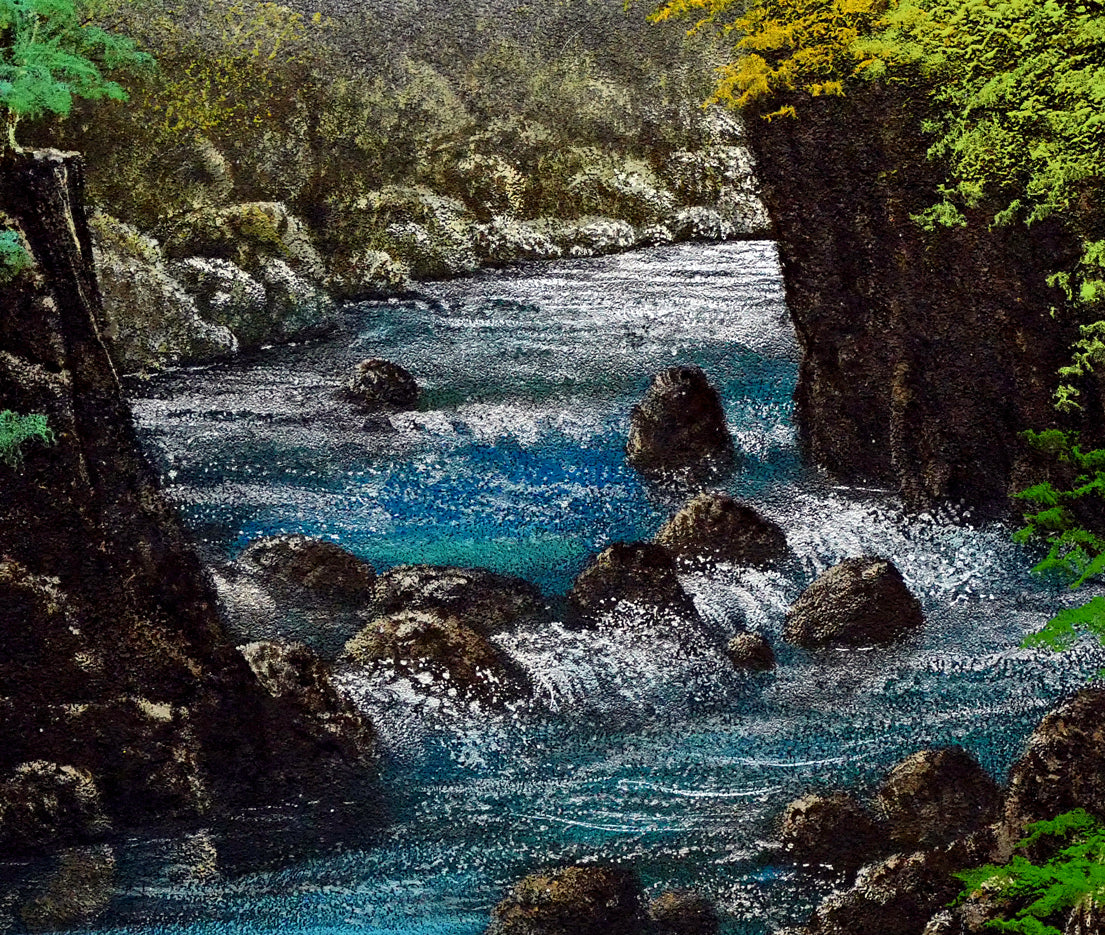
1002 688 1105 848
240 641 377 781
17 844 117 932
656 493 788 567
727 632 776 672
876 748 1000 850
0 763 109 854
567 542 698 627
803 847 964 935
626 366 734 477
343 609 528 706
647 890 720 935
784 557 924 649
486 864 646 935
779 792 885 874
239 535 375 602
374 564 544 635
347 358 419 411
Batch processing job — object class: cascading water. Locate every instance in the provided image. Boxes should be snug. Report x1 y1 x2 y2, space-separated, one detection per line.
116 241 1105 934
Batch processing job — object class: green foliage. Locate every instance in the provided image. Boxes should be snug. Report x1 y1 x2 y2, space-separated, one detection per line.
0 0 151 149
0 410 53 466
0 227 30 280
957 810 1105 934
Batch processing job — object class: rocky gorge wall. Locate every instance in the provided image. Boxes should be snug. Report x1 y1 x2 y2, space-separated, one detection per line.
743 85 1083 516
0 151 374 855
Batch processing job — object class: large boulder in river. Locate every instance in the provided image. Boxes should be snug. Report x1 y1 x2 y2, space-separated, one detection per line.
648 890 720 935
655 493 788 567
347 358 420 412
779 792 885 875
567 542 698 627
240 535 376 602
487 864 646 935
217 536 376 659
374 565 544 635
626 366 734 477
343 609 527 706
240 641 377 779
875 748 1000 851
784 557 924 649
0 763 110 854
1001 688 1105 848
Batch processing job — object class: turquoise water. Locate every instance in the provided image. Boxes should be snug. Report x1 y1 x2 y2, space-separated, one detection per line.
122 242 1105 934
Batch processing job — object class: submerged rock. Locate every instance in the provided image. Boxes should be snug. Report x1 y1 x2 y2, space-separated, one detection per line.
567 542 698 627
626 366 734 477
784 557 924 649
343 609 527 706
655 493 788 567
486 864 646 935
18 844 117 933
347 358 420 412
779 792 884 875
648 890 720 935
0 762 110 854
374 564 543 635
727 632 776 672
876 748 1000 850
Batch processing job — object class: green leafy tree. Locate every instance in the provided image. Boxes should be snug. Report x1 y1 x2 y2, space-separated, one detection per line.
0 0 151 152
958 810 1105 934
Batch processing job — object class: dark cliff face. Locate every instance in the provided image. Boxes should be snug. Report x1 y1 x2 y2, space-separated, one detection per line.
0 151 364 838
744 86 1081 516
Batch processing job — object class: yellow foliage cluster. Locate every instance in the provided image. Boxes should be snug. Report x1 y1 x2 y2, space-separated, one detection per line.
651 0 887 117
100 0 328 136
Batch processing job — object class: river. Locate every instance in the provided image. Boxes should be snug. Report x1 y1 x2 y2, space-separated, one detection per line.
112 241 1104 934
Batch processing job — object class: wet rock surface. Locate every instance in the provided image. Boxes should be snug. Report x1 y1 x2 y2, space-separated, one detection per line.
784 557 924 649
626 366 734 478
655 493 788 567
486 864 646 935
567 542 699 627
346 358 420 412
779 792 885 875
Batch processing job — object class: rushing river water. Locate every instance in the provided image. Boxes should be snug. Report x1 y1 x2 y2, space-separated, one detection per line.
115 241 1105 935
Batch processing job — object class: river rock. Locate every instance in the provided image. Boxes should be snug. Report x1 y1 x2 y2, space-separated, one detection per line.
161 202 327 284
779 792 884 874
0 762 110 853
626 366 734 477
567 542 698 627
343 609 527 706
239 535 376 602
374 565 543 635
18 844 117 933
802 847 965 935
727 632 776 671
90 212 237 372
655 493 788 566
240 641 378 777
486 864 646 935
648 890 720 935
784 557 924 649
1002 688 1105 848
876 748 1000 850
347 358 420 412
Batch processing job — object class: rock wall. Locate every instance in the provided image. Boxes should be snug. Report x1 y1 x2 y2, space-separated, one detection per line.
0 150 367 846
743 86 1082 516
